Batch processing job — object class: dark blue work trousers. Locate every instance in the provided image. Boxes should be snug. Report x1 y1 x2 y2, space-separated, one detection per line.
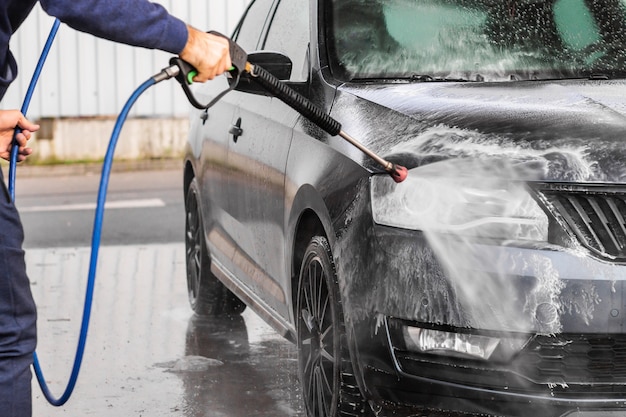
0 167 37 417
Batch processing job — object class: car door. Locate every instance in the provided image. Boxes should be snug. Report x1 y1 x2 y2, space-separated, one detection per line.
199 0 277 276
225 0 310 319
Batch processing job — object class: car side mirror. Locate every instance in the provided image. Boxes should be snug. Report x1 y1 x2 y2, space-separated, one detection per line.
231 51 293 96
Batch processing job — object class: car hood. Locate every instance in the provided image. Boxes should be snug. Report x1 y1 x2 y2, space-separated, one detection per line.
335 79 626 184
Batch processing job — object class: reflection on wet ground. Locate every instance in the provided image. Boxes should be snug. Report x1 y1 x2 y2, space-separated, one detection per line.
29 244 304 416
174 315 303 417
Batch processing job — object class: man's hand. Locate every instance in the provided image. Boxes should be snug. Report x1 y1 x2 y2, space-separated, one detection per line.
0 110 38 162
179 26 232 82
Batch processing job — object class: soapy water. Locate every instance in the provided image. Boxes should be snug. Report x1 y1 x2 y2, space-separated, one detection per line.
372 169 564 332
366 125 610 333
372 161 549 240
338 30 566 82
389 125 597 181
333 0 626 82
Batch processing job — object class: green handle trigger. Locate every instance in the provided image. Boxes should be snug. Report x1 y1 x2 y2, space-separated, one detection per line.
187 71 197 84
187 67 234 84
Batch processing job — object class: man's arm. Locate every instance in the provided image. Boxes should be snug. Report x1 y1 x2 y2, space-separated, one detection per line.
39 0 231 80
40 0 188 54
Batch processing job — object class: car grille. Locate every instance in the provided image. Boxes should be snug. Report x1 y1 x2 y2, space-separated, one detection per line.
516 334 626 384
535 183 626 261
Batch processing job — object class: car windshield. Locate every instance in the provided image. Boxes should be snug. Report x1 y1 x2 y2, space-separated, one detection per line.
329 0 626 81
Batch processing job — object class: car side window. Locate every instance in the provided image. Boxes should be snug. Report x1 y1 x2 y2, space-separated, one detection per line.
263 0 310 82
233 0 276 52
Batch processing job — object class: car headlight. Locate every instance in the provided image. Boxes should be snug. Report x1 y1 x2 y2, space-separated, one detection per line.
371 164 548 241
402 325 531 362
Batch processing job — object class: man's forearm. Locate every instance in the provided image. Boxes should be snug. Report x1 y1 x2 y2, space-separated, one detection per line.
39 0 188 54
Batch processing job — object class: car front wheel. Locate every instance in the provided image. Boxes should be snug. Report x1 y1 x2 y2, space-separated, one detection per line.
185 177 246 316
296 236 369 417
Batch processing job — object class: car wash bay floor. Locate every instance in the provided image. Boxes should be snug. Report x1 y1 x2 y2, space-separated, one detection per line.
29 243 305 417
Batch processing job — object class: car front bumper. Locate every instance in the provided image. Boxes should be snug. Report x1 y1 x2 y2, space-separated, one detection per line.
336 220 626 417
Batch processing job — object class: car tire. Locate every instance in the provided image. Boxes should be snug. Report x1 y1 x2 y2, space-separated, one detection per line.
297 236 370 417
185 177 246 316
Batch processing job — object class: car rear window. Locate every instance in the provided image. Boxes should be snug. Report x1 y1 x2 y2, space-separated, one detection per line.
329 0 626 82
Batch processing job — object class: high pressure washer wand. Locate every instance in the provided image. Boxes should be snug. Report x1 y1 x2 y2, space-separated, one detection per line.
246 62 408 182
162 33 408 183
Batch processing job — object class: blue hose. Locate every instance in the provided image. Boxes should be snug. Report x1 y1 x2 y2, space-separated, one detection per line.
32 76 156 406
9 19 158 406
8 18 60 200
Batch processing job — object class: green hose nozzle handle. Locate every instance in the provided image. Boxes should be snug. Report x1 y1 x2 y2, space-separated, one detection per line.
169 31 248 109
186 66 236 84
179 30 246 86
187 71 197 84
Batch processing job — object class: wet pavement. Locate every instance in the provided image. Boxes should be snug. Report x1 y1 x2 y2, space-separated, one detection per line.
28 243 304 416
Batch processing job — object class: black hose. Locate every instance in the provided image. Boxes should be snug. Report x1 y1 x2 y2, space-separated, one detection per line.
250 64 342 136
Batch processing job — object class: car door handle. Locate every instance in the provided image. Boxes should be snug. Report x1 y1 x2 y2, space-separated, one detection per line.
229 118 243 142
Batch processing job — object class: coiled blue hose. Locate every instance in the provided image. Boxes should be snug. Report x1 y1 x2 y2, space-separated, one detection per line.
9 19 157 406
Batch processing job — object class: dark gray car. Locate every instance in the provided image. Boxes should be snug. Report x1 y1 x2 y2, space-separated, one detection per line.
184 0 626 415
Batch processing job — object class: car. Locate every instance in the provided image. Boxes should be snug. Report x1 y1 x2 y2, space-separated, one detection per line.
183 0 626 416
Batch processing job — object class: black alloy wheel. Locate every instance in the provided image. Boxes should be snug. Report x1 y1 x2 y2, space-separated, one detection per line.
185 177 246 316
297 236 368 417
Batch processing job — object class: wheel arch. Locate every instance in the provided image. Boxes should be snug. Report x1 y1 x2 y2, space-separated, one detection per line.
288 184 337 319
291 209 327 314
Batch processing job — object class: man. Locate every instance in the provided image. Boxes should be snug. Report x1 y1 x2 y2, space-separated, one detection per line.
0 1 232 416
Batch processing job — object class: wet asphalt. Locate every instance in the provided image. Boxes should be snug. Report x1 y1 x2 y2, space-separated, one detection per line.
29 244 304 417
14 163 305 416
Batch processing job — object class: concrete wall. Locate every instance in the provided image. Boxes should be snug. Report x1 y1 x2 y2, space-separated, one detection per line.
2 1 248 162
30 116 189 163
